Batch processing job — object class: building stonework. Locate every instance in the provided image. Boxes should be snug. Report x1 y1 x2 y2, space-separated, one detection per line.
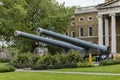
67 0 120 53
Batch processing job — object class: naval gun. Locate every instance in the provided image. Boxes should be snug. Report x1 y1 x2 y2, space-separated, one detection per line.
36 28 110 55
14 31 83 52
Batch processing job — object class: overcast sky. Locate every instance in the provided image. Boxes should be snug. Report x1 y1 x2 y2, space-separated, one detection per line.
56 0 105 7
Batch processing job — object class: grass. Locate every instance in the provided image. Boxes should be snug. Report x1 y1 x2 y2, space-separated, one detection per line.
0 63 15 72
0 63 120 80
0 72 120 80
0 63 8 66
52 64 120 73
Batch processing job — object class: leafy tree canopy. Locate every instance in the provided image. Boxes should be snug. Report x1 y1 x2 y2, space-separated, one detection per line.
0 0 75 52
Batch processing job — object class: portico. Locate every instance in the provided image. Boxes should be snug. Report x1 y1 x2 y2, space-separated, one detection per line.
96 0 120 54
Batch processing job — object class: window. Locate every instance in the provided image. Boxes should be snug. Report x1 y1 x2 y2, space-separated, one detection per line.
71 31 75 38
88 16 93 21
79 27 84 36
71 21 75 26
88 27 93 36
65 32 69 36
79 17 84 22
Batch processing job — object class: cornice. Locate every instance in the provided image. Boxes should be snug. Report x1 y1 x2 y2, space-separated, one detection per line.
75 6 97 14
96 0 120 10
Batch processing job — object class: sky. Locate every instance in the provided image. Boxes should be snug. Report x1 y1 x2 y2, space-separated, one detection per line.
56 0 105 7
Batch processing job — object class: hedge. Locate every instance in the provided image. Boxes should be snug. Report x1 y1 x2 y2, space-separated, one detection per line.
10 51 85 70
10 54 32 68
31 52 84 70
99 59 120 66
77 62 94 68
0 64 15 73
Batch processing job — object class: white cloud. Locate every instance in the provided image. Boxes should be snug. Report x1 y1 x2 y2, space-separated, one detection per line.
57 0 105 7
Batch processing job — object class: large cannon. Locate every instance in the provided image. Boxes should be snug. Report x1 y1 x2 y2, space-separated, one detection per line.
36 28 110 55
14 31 83 51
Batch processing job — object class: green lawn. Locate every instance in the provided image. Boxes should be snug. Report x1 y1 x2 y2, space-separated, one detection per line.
0 63 8 66
0 72 120 80
1 63 120 80
52 64 120 73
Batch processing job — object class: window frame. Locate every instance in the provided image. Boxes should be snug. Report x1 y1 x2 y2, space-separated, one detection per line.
88 16 93 21
71 31 75 38
65 32 69 36
79 17 84 22
79 27 84 37
71 21 75 26
88 26 93 36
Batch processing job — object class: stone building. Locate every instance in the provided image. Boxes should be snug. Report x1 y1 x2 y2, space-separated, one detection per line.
67 0 120 54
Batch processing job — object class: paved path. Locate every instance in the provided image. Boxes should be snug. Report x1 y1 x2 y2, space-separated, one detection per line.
16 69 120 76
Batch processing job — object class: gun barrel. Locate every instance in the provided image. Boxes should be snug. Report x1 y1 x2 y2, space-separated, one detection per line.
14 31 83 51
36 28 109 54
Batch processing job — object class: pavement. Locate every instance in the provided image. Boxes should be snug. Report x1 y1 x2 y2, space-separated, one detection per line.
92 62 99 66
16 69 120 76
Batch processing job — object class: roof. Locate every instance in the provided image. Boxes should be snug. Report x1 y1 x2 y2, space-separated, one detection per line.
96 0 120 9
74 6 97 14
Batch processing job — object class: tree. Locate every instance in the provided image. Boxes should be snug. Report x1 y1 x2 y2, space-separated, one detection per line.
0 0 75 52
0 0 27 35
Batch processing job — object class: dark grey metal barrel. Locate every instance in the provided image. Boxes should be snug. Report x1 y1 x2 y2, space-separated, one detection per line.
14 31 83 51
36 28 110 54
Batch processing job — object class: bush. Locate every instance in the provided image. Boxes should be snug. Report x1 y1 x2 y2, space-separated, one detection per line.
99 59 120 66
66 51 84 63
10 54 31 68
7 47 19 58
32 58 46 70
32 54 57 70
10 51 84 70
30 54 41 65
77 62 94 68
57 52 83 68
32 51 84 70
0 58 10 63
0 64 15 73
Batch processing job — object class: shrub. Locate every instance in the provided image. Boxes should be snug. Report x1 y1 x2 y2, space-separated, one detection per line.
99 59 120 66
32 51 84 70
32 54 57 70
66 51 84 63
0 64 15 73
0 58 10 63
52 54 63 68
30 54 41 65
11 51 84 70
7 47 19 57
77 62 94 68
58 52 80 68
10 54 31 68
32 58 46 70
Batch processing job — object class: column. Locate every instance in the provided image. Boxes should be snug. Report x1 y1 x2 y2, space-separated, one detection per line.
105 18 109 46
110 13 116 54
98 14 103 45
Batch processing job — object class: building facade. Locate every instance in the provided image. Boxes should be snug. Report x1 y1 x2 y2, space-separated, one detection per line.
67 0 120 53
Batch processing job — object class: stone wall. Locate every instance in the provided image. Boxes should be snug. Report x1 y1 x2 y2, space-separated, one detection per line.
67 12 98 43
0 49 10 61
